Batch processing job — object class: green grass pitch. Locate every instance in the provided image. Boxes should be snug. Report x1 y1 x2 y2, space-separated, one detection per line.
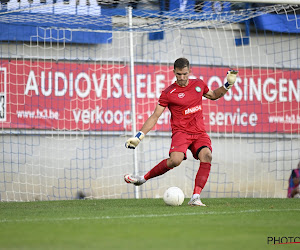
0 198 299 249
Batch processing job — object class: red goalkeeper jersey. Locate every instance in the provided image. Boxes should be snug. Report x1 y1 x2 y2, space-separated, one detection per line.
158 79 209 134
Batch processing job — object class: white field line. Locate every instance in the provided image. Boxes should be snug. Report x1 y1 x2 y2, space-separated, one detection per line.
1 208 300 224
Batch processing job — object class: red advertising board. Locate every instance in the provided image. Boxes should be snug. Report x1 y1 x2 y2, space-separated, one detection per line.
0 60 299 133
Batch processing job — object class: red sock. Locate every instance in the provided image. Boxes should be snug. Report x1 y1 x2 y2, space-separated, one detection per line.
144 159 172 180
193 162 211 195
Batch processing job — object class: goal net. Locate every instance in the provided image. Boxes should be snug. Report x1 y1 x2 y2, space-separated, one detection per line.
0 0 299 201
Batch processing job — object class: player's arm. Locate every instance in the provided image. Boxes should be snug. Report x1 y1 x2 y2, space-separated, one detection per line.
125 104 166 149
204 87 227 100
140 104 166 135
204 70 238 100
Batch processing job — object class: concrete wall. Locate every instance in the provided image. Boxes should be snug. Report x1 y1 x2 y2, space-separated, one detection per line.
1 133 298 201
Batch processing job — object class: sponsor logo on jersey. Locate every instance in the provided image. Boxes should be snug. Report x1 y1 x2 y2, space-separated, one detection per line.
178 93 185 98
183 105 202 115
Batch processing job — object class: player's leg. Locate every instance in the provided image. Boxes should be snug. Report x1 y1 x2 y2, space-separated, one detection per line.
188 134 212 206
140 151 184 180
188 147 212 206
124 152 184 186
124 132 189 186
193 147 212 195
291 187 300 198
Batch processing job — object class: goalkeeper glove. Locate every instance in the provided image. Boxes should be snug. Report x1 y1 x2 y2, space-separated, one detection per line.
224 69 238 90
125 131 145 149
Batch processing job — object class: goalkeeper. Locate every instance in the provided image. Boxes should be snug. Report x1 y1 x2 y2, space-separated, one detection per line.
124 57 238 206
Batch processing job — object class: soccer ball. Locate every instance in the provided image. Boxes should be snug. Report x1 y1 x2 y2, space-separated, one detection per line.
163 187 185 206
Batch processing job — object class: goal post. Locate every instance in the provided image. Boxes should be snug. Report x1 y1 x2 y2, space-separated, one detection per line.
0 0 299 201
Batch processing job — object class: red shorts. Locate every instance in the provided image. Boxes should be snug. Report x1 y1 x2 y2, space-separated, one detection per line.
169 131 212 160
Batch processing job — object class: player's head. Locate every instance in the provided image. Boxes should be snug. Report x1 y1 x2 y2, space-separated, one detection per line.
173 58 191 87
174 57 190 70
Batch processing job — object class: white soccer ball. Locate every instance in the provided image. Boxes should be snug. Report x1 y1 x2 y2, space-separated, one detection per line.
163 187 185 206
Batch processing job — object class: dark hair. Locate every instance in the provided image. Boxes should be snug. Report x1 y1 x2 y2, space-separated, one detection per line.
174 57 190 70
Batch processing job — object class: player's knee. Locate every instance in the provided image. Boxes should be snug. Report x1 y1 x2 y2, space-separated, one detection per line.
168 155 184 168
205 153 212 163
199 150 212 163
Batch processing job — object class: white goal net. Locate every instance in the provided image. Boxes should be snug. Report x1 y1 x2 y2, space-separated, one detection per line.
0 0 299 201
